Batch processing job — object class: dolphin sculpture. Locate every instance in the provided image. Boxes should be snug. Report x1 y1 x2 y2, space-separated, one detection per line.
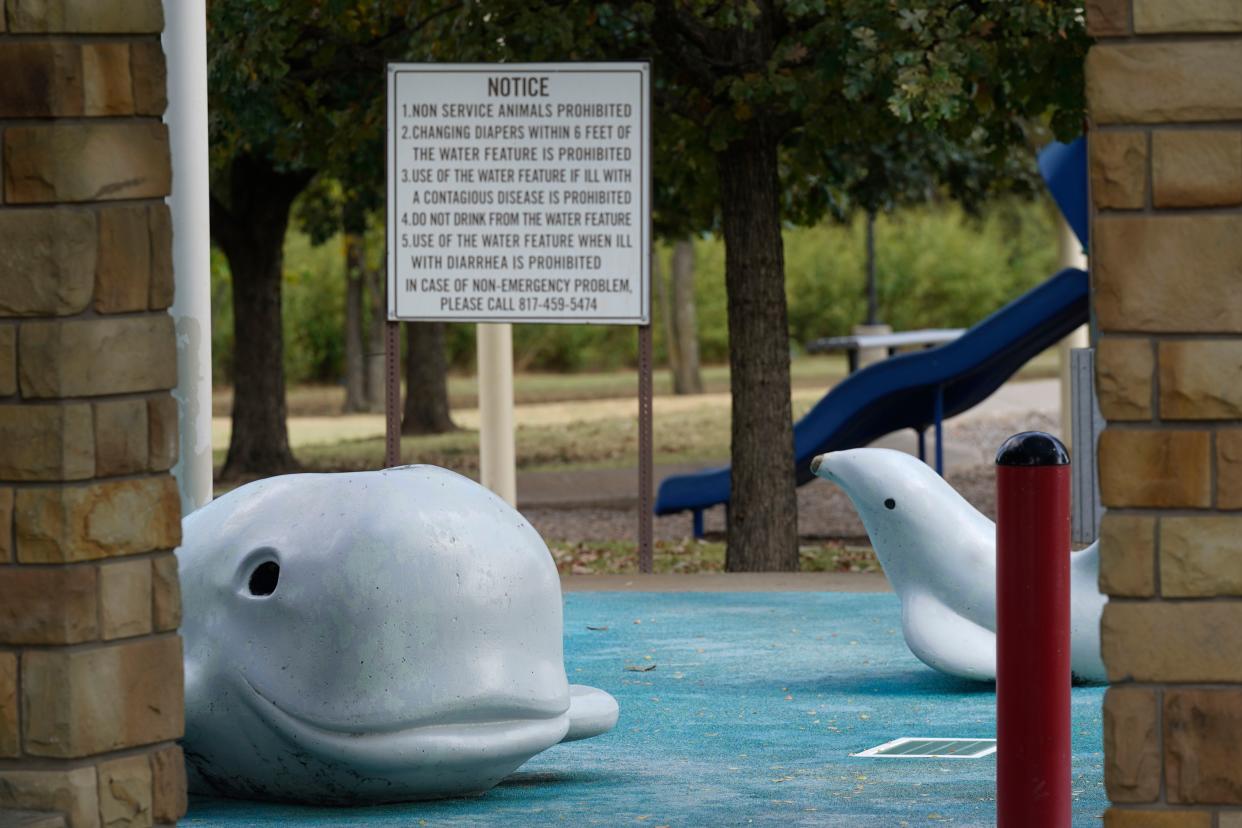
177 466 618 804
811 448 1106 683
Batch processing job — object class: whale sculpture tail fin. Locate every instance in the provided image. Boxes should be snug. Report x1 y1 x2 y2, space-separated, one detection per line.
562 684 619 742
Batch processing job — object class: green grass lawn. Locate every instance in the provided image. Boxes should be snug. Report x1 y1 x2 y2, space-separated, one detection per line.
216 348 1061 418
222 395 737 479
213 349 1060 481
213 352 856 417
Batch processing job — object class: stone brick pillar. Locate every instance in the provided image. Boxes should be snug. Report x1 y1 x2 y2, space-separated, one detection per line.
1088 1 1242 825
0 1 187 826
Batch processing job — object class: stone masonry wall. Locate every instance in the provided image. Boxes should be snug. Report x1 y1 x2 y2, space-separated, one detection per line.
0 1 186 826
1089 1 1242 826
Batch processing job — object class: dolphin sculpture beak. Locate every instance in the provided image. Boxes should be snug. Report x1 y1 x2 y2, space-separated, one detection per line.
810 453 828 477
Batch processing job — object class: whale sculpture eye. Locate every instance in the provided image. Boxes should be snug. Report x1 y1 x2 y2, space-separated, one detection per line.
884 498 896 510
248 561 280 596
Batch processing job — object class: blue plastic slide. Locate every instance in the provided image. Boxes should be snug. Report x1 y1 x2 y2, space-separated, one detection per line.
1038 137 1088 247
655 138 1089 533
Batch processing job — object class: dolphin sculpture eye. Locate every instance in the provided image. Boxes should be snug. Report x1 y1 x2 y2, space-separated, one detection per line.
248 561 280 596
884 498 896 510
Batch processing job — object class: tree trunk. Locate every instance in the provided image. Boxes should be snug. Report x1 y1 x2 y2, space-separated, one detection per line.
402 322 457 435
342 233 368 412
654 245 682 388
670 237 704 394
717 128 799 572
363 254 386 412
210 156 311 479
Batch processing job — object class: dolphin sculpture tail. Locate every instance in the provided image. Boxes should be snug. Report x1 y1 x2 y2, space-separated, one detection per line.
562 685 619 742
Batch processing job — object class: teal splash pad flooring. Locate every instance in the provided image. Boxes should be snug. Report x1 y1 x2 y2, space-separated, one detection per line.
185 592 1106 827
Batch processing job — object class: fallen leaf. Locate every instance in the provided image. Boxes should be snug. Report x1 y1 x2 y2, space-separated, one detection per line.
586 625 609 631
625 664 657 672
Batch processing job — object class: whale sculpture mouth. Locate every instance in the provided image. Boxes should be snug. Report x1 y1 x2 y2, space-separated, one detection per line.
237 674 571 771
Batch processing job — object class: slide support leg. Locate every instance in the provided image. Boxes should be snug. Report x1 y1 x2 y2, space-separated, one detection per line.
692 509 704 540
934 385 945 476
917 428 926 463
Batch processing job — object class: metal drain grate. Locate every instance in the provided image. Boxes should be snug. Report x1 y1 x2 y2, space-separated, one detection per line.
851 737 997 759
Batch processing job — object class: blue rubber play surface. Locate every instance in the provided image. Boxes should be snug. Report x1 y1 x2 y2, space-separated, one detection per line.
184 592 1106 827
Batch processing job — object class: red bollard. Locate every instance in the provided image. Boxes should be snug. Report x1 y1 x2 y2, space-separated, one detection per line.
995 431 1071 828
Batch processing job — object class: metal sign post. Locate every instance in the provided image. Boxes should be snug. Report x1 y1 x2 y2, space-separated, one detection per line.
384 320 401 467
637 324 653 572
385 62 653 567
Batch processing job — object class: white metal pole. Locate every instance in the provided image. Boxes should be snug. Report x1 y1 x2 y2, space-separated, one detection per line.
1056 214 1088 452
163 0 214 512
477 323 517 505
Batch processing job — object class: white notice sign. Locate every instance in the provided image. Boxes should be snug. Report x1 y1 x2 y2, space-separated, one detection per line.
386 63 650 324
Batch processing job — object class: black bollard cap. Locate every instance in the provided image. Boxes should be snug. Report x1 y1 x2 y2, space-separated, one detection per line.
995 431 1070 467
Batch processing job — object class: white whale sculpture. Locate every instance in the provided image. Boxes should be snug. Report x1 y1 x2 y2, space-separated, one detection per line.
811 448 1106 683
177 466 618 804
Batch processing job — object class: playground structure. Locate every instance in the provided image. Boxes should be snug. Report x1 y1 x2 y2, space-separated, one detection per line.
658 139 1091 536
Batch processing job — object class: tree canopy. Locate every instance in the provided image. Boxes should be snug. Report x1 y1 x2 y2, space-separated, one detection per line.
466 1 1085 231
206 0 1088 568
207 1 473 476
464 0 1087 569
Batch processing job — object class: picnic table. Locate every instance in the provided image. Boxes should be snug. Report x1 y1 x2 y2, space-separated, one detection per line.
806 328 964 372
